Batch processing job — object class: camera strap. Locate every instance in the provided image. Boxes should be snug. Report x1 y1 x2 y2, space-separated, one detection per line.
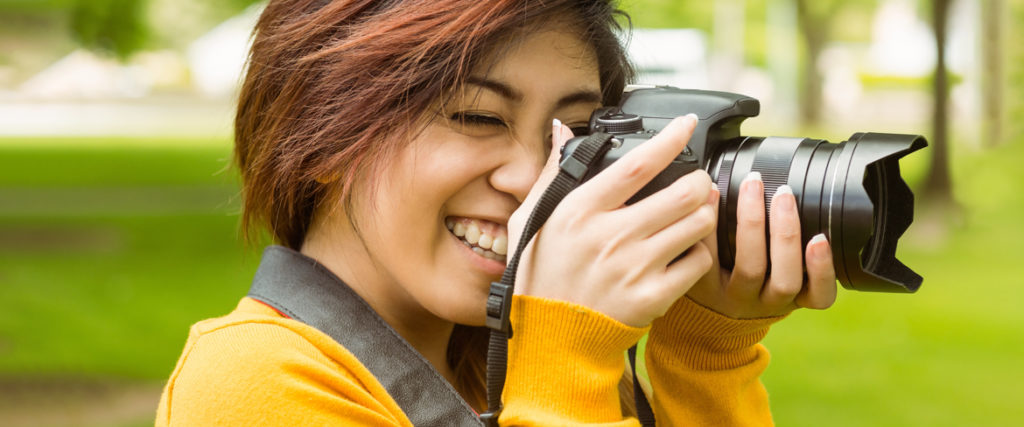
480 132 656 427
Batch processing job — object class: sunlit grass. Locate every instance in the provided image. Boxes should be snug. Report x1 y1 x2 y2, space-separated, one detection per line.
763 139 1024 426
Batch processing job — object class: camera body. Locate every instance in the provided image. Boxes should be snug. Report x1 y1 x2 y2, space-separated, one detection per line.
564 87 758 203
562 86 926 293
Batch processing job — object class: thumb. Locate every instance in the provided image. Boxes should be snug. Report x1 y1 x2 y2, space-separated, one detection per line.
508 119 574 250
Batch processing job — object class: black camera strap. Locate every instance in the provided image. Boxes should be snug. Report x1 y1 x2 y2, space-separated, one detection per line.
479 132 656 427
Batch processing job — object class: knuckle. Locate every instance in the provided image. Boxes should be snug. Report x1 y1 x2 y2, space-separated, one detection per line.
696 205 717 231
693 243 714 271
688 168 712 186
619 157 651 181
732 263 766 284
737 209 765 228
633 286 671 314
771 280 802 298
810 297 836 310
772 225 801 241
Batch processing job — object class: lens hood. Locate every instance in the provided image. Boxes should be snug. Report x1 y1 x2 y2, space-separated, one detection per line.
833 133 927 292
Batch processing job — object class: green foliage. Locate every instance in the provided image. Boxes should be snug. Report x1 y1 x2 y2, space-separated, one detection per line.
621 0 713 30
0 0 266 59
0 0 75 12
68 0 149 60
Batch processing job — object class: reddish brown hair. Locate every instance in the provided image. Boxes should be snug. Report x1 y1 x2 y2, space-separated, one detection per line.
235 0 636 411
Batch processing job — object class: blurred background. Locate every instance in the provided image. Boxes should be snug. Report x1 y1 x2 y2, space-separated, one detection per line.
0 0 1021 425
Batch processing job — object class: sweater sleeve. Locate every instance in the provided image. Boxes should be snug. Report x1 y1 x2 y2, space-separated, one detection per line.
156 317 412 427
645 296 784 426
499 295 648 426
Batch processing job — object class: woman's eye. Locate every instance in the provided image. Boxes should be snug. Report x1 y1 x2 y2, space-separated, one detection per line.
449 112 507 129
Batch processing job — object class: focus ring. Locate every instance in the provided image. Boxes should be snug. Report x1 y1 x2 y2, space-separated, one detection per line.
751 137 804 212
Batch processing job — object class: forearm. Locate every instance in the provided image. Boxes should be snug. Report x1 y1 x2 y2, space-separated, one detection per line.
645 296 782 426
500 295 647 426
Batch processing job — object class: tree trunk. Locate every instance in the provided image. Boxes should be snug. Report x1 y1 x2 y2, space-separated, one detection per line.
794 0 825 127
923 0 955 205
980 0 1005 148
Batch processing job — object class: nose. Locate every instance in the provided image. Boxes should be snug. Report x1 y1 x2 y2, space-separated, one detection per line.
489 134 549 203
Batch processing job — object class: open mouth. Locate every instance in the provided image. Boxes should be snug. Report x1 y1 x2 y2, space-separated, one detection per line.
445 217 508 264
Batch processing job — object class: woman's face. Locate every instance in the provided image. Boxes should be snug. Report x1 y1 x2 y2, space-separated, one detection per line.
306 28 602 328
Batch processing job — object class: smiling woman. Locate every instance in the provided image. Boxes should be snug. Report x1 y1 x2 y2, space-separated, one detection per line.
156 0 837 425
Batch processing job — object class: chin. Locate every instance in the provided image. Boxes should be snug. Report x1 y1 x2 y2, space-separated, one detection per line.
433 290 489 327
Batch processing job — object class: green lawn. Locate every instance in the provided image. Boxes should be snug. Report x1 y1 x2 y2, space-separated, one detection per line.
0 140 261 380
0 135 1021 425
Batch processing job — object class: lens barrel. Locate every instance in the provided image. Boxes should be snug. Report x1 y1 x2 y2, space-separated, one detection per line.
708 133 926 292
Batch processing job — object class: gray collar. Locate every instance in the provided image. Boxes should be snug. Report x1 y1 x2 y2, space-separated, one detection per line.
247 245 482 426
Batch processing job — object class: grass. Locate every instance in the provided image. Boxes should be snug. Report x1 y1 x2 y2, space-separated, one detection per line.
0 140 261 380
0 134 1022 425
762 139 1024 426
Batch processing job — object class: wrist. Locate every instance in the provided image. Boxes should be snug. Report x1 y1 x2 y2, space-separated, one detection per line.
647 296 784 370
501 295 647 422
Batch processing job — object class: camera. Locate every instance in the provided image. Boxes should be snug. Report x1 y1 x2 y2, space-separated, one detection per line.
561 87 926 293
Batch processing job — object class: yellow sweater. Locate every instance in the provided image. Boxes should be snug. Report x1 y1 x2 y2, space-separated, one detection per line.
157 295 777 426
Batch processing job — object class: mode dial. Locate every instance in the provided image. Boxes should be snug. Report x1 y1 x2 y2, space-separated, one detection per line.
594 111 643 134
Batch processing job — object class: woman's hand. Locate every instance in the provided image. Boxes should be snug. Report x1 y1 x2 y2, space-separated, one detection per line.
509 115 717 327
686 172 838 319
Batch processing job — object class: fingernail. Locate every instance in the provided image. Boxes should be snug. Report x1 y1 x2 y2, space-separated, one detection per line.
552 118 562 129
685 113 699 123
810 233 828 245
773 185 795 213
743 171 762 183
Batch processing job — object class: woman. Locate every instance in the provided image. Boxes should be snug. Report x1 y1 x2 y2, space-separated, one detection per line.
156 0 837 425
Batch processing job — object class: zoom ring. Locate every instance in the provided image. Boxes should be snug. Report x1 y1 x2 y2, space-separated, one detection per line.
751 157 790 213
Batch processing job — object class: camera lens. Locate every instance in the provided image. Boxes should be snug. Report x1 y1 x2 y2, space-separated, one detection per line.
707 133 927 292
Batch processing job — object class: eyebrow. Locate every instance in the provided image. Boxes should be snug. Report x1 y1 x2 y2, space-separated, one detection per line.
466 76 603 109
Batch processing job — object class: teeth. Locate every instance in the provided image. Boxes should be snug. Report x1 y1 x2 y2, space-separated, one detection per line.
492 235 507 255
478 234 493 250
465 222 481 245
446 217 509 262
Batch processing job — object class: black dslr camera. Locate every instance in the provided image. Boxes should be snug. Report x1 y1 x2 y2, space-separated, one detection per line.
562 87 926 293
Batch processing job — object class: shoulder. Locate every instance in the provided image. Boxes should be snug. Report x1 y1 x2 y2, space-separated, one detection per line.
158 301 409 426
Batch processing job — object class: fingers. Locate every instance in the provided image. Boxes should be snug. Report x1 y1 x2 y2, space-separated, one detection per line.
520 119 574 213
508 119 574 249
645 202 716 268
795 233 837 309
661 241 714 298
619 168 712 238
761 185 804 307
577 115 698 211
701 181 721 266
729 172 768 295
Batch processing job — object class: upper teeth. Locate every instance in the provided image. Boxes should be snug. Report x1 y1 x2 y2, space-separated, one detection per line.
447 218 508 256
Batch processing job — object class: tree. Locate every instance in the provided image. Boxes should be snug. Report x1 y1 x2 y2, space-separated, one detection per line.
792 0 876 127
0 0 265 61
69 0 148 60
793 0 840 127
922 0 955 207
980 0 1006 148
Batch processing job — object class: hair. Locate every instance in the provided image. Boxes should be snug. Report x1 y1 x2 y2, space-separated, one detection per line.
235 0 637 414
